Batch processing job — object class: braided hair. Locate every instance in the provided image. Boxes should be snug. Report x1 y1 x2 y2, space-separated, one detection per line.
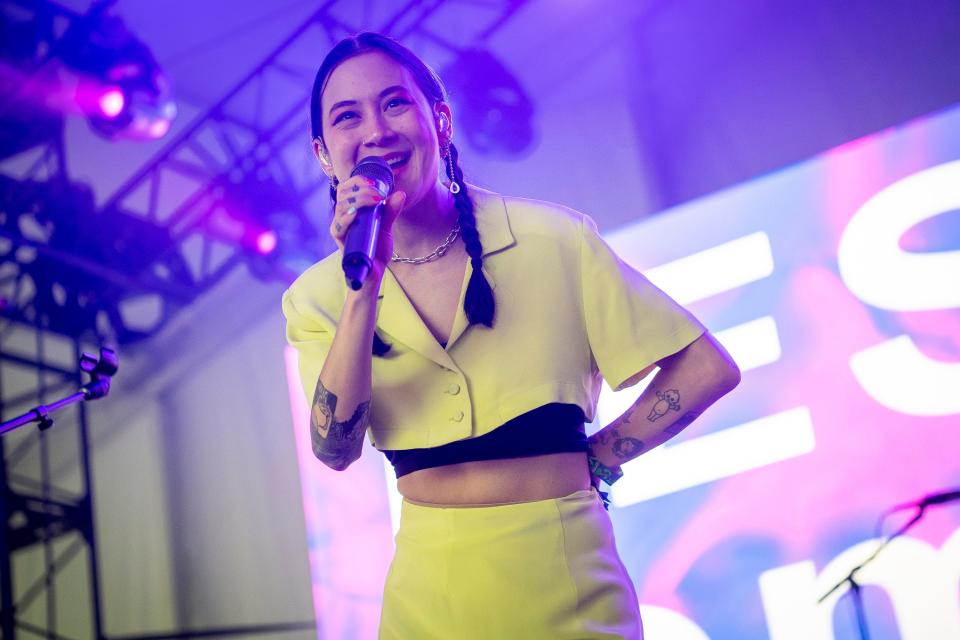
445 142 494 326
310 33 496 355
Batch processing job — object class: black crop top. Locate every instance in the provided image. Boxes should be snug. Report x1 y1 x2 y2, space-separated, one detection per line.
381 403 589 478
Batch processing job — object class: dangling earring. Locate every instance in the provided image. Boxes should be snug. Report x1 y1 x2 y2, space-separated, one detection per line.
442 143 460 195
437 113 460 195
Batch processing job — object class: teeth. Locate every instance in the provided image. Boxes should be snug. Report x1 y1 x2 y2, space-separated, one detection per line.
387 155 406 166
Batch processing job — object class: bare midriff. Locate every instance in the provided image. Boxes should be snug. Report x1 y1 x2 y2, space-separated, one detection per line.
396 451 592 507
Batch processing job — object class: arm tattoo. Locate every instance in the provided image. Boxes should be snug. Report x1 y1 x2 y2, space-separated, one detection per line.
609 427 645 460
647 388 681 422
310 380 369 469
589 424 645 462
647 388 698 436
592 429 612 447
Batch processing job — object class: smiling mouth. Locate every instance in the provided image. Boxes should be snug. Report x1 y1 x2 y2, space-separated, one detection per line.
369 152 409 172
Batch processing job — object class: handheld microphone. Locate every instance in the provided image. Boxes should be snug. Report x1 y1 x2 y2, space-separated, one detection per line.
342 156 394 290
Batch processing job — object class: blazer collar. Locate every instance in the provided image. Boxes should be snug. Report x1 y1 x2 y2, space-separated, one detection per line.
375 187 515 365
472 186 516 258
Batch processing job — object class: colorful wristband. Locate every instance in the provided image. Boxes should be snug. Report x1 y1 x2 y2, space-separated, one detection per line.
587 456 624 486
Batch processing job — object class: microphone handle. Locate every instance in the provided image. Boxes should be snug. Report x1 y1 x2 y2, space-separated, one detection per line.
342 202 384 290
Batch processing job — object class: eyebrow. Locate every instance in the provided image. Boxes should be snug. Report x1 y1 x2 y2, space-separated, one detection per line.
327 85 408 118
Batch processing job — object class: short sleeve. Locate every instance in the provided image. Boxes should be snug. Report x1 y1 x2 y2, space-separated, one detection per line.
282 289 335 406
579 213 706 391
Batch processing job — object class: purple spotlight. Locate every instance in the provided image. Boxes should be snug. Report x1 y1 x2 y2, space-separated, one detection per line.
98 87 125 118
255 230 278 255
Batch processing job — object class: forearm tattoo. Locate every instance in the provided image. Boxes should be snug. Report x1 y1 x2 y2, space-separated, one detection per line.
647 388 681 421
647 388 700 436
587 388 700 471
591 427 646 461
310 380 369 469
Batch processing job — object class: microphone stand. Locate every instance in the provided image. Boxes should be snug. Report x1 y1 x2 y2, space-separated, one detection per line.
0 348 118 436
818 507 925 640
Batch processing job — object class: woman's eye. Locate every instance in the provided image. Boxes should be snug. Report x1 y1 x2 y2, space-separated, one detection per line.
332 111 357 125
386 98 409 110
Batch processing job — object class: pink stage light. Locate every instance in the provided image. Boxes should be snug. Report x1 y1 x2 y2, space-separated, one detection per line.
147 118 171 139
255 230 278 254
97 87 125 118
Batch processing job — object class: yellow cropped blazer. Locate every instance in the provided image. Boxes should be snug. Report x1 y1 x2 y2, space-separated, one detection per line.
282 187 705 451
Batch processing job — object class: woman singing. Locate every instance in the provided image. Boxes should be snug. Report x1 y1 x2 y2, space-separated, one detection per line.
283 32 740 639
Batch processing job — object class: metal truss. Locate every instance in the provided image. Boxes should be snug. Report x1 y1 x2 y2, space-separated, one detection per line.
0 327 105 639
0 6 103 638
1 0 192 347
1 0 529 347
95 0 529 343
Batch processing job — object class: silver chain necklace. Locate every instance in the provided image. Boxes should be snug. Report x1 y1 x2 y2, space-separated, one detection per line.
392 225 461 264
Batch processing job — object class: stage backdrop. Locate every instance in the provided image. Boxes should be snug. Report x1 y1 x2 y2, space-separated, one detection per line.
284 102 960 640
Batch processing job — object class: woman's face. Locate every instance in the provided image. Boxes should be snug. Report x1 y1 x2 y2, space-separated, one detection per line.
318 51 448 208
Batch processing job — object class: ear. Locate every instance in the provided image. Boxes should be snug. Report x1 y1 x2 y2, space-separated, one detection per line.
312 137 336 181
434 103 454 145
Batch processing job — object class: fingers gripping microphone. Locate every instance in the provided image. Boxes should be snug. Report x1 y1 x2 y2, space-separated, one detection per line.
342 157 394 290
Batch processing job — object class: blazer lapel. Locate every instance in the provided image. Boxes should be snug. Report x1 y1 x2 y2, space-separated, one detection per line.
444 262 474 350
376 188 517 360
377 268 457 369
473 189 516 259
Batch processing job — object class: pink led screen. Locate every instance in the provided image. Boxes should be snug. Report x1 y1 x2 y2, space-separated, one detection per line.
285 103 960 639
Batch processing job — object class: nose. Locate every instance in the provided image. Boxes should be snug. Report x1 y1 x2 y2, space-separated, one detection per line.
362 112 396 147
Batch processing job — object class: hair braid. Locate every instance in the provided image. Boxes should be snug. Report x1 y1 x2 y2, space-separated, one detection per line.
447 143 495 327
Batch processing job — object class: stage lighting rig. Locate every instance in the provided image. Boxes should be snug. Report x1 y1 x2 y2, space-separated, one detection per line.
208 172 321 282
0 1 65 161
0 0 176 155
0 173 195 344
54 0 176 141
442 48 535 158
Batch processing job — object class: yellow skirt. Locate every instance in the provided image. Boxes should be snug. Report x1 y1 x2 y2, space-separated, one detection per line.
379 487 643 639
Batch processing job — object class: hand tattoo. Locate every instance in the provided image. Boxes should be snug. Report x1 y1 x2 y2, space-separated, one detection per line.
310 381 369 470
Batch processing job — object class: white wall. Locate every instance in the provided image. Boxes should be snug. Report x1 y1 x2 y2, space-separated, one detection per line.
84 269 315 637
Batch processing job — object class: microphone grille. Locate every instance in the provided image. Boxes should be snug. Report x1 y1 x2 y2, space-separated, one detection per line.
350 156 394 191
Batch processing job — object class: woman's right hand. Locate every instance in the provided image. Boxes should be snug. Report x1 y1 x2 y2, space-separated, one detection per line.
330 175 406 285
